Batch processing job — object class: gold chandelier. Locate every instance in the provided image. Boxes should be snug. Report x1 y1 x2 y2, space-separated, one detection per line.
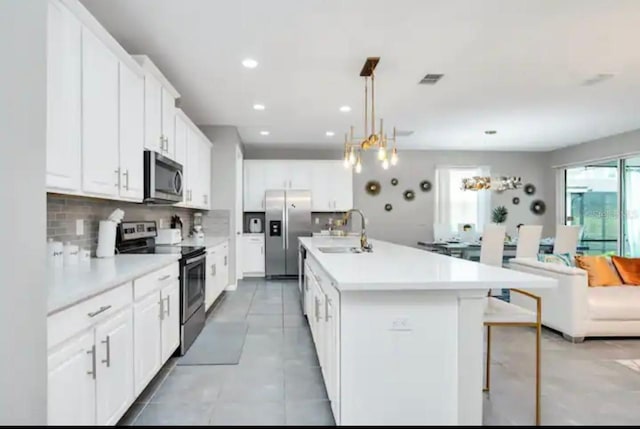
343 57 398 173
461 176 522 192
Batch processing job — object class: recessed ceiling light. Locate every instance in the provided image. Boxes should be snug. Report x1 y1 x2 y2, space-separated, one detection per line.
339 106 351 113
485 130 497 135
242 58 258 69
325 131 335 137
260 130 270 136
253 104 265 111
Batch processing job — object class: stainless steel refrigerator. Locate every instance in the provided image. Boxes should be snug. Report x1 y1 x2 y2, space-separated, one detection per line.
265 190 311 277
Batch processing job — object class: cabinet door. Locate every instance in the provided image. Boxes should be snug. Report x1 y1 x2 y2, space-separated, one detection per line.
185 126 201 207
161 281 180 362
161 87 176 158
47 0 82 192
199 138 212 209
242 238 265 274
243 160 266 211
47 330 96 425
205 250 218 311
287 161 312 190
218 244 229 292
81 28 119 197
332 161 354 211
264 160 289 190
95 307 134 426
118 63 144 201
311 162 332 211
133 292 162 396
174 114 188 169
143 74 162 152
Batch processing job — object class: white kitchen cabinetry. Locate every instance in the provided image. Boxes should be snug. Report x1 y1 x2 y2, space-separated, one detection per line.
46 0 82 192
134 55 180 160
47 331 96 425
205 242 229 311
182 123 212 210
242 234 265 276
133 292 162 396
81 27 120 198
174 110 188 169
118 62 145 201
95 307 134 425
160 281 180 362
244 160 353 212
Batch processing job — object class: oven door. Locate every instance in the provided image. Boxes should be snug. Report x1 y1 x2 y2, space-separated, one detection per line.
181 253 206 323
144 150 183 203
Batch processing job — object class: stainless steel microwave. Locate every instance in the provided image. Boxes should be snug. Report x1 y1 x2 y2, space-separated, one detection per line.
144 150 183 204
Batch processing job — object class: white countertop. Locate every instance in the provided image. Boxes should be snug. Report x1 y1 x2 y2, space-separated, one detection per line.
299 237 557 292
180 235 229 249
47 254 180 316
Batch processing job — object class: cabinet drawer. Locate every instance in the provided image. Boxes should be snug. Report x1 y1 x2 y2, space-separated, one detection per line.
134 262 179 301
48 282 132 349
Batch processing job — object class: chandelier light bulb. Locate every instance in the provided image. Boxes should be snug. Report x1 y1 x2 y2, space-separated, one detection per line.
355 157 362 174
377 146 386 161
349 149 356 165
382 158 390 170
390 148 398 166
343 156 350 169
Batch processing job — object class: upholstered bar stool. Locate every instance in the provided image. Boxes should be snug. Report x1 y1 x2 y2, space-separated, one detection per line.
481 224 543 425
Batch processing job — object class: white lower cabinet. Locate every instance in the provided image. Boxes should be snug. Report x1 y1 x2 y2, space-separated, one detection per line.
242 234 265 276
47 331 96 425
48 263 181 425
205 242 230 312
133 292 162 395
95 307 134 425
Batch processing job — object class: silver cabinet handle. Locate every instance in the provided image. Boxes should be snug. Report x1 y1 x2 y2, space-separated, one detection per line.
211 263 216 277
314 297 320 322
159 298 164 320
158 274 171 281
123 169 129 190
261 246 264 255
115 168 121 188
87 345 96 379
101 335 111 367
164 295 170 317
224 255 228 266
325 297 331 322
159 135 164 151
87 305 111 318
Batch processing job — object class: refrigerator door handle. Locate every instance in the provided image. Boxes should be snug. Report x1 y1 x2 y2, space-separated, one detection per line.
285 205 289 250
282 202 286 250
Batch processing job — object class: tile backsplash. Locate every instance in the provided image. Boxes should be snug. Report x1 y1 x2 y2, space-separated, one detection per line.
47 193 229 254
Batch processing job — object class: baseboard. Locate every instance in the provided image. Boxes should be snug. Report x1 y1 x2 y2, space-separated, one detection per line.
225 283 237 291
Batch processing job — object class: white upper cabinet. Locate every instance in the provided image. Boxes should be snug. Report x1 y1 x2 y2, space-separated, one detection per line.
199 138 212 209
143 73 163 153
244 160 353 212
181 120 212 210
174 110 188 168
81 27 119 198
118 63 144 202
162 88 176 158
47 0 82 192
185 125 200 207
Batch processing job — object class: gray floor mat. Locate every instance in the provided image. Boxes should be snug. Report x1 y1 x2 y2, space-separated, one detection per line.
177 321 248 365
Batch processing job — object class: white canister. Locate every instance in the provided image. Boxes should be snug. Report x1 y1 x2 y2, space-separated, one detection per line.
63 242 79 266
79 248 91 263
48 239 64 268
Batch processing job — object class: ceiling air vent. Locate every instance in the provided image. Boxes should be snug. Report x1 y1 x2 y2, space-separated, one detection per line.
419 74 444 85
395 130 414 137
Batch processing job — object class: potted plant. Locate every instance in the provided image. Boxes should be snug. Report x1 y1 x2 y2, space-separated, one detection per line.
491 205 508 224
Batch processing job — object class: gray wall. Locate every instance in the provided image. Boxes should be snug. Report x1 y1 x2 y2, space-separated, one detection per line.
201 125 243 285
243 144 342 160
550 128 640 167
353 150 555 246
0 0 47 423
46 194 228 254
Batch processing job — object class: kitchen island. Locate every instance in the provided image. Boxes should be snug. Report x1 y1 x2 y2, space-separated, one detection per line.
298 236 556 426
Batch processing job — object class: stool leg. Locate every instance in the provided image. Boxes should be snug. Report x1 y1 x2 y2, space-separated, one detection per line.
484 324 491 392
535 323 541 425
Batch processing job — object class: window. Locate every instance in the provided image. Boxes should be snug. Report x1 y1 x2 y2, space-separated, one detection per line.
435 166 491 234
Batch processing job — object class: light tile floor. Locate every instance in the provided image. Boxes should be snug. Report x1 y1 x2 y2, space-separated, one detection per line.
120 278 640 426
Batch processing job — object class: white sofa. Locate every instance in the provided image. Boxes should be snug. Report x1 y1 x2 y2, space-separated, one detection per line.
509 258 640 342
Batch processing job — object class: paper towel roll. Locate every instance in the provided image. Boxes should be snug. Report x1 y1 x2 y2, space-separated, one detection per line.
96 220 117 258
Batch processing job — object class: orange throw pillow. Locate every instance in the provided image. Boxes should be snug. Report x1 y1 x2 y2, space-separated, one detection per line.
574 256 623 287
611 256 640 285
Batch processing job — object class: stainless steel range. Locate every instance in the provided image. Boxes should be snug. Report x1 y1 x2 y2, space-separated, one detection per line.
116 220 206 355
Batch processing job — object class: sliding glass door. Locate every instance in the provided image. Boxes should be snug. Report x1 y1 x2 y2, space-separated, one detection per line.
622 157 640 256
565 162 618 256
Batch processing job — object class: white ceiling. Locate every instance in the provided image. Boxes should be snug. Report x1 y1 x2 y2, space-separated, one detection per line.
81 0 640 151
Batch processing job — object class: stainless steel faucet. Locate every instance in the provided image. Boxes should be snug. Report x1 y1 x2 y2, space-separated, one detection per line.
344 209 372 252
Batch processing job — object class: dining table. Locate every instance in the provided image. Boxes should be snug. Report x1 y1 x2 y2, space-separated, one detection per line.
416 240 588 261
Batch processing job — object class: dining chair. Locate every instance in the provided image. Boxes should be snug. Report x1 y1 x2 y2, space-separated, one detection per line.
481 223 542 425
554 225 581 257
515 225 543 259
